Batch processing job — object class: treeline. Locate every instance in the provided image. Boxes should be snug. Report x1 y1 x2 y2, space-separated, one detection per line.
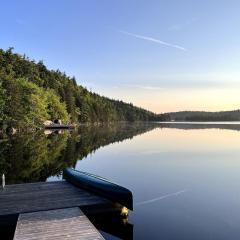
158 110 240 122
0 48 157 130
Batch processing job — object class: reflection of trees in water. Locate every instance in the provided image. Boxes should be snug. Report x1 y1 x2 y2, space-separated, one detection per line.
2 122 239 184
0 123 157 184
0 131 70 184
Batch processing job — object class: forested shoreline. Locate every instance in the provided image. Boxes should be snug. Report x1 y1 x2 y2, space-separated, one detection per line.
0 48 158 132
158 110 240 122
1 48 239 135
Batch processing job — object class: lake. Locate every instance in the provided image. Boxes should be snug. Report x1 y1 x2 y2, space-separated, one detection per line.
1 122 240 239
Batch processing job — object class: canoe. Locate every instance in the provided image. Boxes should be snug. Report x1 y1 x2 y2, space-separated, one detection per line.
63 168 133 210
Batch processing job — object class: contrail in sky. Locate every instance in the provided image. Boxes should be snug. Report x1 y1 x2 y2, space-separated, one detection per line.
119 30 187 51
136 189 189 206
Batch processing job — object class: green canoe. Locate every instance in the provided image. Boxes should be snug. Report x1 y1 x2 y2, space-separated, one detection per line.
63 168 133 210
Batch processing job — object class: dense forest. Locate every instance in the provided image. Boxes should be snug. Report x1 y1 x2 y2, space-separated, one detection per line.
0 48 158 130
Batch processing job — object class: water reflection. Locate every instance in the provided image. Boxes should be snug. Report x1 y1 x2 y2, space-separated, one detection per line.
2 123 240 239
0 123 157 184
158 122 240 131
73 122 240 240
2 122 240 184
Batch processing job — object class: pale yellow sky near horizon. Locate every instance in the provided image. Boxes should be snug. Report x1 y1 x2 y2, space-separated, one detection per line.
95 86 240 113
82 71 240 113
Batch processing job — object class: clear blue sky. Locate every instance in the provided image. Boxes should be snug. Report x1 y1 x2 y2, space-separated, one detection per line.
1 0 240 112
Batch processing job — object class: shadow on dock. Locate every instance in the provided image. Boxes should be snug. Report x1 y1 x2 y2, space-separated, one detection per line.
0 223 16 240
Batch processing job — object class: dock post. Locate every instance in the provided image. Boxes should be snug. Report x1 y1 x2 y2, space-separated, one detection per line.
2 174 5 189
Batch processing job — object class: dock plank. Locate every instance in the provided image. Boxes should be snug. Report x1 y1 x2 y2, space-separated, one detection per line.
0 181 109 216
14 207 105 240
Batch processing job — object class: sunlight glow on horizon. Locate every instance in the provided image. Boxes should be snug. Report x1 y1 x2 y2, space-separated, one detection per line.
94 86 240 113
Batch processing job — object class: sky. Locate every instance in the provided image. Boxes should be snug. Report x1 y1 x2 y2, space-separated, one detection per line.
1 0 240 113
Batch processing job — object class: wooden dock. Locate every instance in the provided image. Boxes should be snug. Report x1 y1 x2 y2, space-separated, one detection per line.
0 181 108 217
14 207 104 240
0 181 113 239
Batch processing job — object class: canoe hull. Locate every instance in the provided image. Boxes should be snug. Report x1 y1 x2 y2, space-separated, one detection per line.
63 168 133 210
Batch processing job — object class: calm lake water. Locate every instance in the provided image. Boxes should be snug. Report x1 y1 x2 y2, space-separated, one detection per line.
2 122 240 239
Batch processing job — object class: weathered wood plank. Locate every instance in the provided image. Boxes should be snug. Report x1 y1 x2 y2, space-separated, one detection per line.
0 181 108 216
14 207 105 240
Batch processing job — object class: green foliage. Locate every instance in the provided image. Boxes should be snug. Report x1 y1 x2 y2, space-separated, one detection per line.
0 81 6 121
1 73 23 127
16 78 49 128
1 74 69 128
46 89 70 123
0 48 158 130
